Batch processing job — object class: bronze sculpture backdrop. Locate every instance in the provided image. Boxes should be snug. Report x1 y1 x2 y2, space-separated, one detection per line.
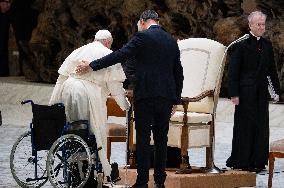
8 0 284 99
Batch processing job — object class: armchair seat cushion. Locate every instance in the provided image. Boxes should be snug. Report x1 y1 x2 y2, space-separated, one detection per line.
168 124 210 148
170 111 212 124
270 139 284 152
132 122 210 148
107 123 126 137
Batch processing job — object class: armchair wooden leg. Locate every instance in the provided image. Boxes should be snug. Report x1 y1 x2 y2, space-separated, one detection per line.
176 120 192 174
107 137 111 162
268 152 275 188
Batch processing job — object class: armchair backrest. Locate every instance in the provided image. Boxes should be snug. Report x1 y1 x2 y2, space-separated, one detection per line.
177 38 226 114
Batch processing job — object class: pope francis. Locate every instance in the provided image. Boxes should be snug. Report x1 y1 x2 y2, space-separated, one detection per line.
49 30 129 181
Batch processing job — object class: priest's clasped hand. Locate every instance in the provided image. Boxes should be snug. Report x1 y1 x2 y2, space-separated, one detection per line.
273 94 279 103
75 60 91 75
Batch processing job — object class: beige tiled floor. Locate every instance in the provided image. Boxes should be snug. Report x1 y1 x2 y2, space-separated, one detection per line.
1 77 284 187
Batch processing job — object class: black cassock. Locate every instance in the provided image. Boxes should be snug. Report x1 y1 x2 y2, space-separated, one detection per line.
226 33 281 169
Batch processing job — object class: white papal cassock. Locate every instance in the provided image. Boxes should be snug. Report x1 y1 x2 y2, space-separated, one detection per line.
49 41 129 177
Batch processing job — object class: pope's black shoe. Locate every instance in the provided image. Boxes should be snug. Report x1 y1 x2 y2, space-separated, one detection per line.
107 162 121 183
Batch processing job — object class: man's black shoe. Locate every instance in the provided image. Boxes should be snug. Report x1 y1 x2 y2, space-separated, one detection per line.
107 162 121 183
250 167 265 173
154 183 165 188
131 183 148 188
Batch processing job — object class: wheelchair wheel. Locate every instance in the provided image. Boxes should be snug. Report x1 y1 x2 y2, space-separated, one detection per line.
47 134 92 188
10 131 48 187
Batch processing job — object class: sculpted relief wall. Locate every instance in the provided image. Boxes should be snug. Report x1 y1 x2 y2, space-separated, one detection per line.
16 0 284 98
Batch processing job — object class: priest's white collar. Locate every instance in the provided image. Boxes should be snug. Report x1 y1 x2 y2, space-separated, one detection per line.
250 31 261 40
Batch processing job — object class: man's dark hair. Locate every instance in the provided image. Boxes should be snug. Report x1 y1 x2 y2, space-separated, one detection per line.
140 10 159 21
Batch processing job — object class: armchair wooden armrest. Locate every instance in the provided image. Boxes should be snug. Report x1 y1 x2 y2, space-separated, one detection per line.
181 90 214 103
180 90 214 113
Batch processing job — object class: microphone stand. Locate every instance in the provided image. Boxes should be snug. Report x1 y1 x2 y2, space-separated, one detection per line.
207 34 250 174
121 108 131 188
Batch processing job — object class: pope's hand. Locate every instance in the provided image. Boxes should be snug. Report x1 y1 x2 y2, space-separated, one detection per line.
125 98 131 111
171 105 177 116
75 61 91 75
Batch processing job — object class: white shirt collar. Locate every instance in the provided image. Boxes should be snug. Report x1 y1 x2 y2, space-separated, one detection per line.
250 31 261 40
147 23 158 29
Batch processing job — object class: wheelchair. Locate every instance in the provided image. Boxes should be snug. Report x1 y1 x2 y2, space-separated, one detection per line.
10 100 106 188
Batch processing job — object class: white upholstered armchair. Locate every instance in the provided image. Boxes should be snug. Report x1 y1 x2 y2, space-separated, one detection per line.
168 38 227 174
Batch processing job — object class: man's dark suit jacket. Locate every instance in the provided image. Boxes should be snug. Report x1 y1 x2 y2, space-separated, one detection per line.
121 56 136 89
89 25 184 104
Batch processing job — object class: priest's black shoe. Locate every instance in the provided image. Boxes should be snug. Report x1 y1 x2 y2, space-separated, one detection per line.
241 167 264 173
107 162 121 183
154 183 165 188
250 167 265 173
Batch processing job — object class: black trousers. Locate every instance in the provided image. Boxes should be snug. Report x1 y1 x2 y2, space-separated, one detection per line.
134 97 173 185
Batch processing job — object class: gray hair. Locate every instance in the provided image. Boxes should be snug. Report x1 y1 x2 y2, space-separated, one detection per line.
248 11 267 23
94 30 112 44
95 30 112 40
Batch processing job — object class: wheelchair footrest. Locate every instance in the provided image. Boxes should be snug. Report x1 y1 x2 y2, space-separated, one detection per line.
26 176 48 182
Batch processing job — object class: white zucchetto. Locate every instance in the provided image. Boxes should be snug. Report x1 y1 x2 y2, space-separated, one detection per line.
95 30 112 40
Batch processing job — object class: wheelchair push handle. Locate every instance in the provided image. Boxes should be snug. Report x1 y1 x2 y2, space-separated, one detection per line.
21 100 34 105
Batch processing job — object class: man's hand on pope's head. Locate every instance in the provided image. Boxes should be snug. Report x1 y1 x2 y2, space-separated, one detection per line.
75 61 92 75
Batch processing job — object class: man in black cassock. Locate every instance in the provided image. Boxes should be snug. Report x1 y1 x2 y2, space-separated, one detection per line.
226 11 281 173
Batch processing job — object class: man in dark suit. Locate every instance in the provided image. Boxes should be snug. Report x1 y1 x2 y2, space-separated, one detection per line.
226 11 281 173
76 10 184 188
